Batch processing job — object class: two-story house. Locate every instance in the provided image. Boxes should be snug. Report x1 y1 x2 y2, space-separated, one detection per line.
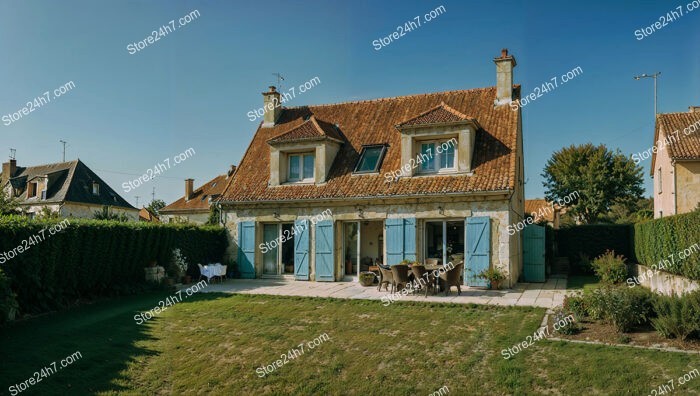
652 107 700 217
0 158 137 219
218 49 525 288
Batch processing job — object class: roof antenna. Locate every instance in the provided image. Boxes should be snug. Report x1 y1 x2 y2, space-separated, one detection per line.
9 148 16 160
59 140 67 162
272 73 285 90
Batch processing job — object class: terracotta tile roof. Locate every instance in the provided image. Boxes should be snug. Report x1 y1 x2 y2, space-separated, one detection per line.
161 173 231 213
221 86 520 203
652 112 700 174
139 207 160 222
268 115 343 144
525 199 555 223
396 102 473 128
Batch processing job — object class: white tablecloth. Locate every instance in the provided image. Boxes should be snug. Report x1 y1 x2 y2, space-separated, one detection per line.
201 264 225 280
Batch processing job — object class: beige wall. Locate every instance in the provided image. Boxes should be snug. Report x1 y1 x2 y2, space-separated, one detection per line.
59 203 138 220
223 194 519 287
160 212 209 225
653 128 677 218
675 161 700 214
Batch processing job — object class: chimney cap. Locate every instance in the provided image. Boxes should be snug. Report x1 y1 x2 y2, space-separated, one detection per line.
269 86 277 92
494 48 516 66
689 106 700 113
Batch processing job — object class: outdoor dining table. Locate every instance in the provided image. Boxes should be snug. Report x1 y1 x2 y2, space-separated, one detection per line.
200 263 225 282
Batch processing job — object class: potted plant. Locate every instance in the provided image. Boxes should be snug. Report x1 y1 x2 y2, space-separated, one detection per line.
359 271 376 287
477 267 506 290
172 248 190 284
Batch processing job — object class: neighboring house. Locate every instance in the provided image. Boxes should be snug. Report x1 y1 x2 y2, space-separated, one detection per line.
139 207 160 222
160 166 236 224
525 199 564 229
0 158 137 219
652 106 700 218
218 49 525 288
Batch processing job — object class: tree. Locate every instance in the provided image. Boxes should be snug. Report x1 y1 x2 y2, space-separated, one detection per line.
93 206 129 222
0 189 19 216
207 204 221 225
146 199 166 215
542 143 644 224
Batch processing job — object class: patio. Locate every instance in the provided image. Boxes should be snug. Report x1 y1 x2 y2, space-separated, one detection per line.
195 275 567 308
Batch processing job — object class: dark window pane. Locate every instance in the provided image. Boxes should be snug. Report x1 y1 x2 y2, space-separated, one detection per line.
356 146 384 173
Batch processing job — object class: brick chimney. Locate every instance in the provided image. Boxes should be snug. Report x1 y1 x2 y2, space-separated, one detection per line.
262 86 282 128
689 106 700 113
494 48 517 106
185 179 194 201
1 159 17 187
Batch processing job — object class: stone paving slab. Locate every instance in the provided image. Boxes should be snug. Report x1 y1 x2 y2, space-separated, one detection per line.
196 277 569 308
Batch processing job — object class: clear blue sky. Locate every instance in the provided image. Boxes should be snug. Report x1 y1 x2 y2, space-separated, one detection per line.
1 0 698 206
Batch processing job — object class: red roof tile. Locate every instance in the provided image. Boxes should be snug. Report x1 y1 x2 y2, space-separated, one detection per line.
651 112 700 174
397 102 473 128
268 115 343 144
221 86 520 203
162 173 231 213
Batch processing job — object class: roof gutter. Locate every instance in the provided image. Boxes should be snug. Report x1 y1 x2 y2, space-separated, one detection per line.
217 189 513 207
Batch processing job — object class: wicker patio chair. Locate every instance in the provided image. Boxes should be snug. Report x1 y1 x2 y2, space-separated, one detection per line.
377 264 394 292
439 263 463 296
410 265 435 297
391 264 410 293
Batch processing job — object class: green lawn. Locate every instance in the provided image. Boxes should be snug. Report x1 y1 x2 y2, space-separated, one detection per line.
566 274 603 291
1 292 699 395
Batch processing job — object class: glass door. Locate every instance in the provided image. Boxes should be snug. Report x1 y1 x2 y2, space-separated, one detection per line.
343 222 359 276
262 224 279 275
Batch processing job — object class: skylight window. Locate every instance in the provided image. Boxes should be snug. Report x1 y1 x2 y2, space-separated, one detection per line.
354 145 387 174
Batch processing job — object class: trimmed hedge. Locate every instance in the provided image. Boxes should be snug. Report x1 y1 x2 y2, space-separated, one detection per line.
0 216 227 316
634 210 700 280
555 224 634 273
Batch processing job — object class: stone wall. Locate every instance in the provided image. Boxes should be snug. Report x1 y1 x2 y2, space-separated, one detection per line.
631 264 699 296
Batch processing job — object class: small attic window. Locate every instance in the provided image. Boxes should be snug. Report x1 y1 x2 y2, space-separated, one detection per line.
354 144 387 174
201 195 208 201
92 182 100 195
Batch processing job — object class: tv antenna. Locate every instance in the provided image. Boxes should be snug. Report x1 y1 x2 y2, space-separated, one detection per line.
59 140 67 162
135 196 140 208
272 73 285 89
9 148 16 160
151 186 156 202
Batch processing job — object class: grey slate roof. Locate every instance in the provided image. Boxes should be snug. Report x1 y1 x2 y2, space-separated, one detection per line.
6 159 135 209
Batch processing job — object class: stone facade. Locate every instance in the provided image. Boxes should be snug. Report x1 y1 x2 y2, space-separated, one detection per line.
632 264 699 296
223 192 523 288
675 161 700 214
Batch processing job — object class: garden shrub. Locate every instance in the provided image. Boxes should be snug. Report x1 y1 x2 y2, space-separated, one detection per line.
555 224 633 274
0 216 228 318
634 210 700 280
591 250 628 284
652 290 700 340
563 292 587 321
552 307 580 335
581 286 654 332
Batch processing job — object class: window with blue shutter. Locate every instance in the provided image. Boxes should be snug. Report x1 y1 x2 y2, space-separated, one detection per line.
465 217 490 286
314 219 335 281
237 221 256 279
294 219 310 280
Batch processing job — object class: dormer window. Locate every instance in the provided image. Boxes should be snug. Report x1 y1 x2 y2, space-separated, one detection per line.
288 153 315 182
27 182 37 198
92 182 100 195
354 144 387 174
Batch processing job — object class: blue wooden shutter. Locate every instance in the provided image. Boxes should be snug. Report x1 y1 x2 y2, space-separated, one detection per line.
465 217 490 287
385 218 417 265
294 219 310 280
314 219 335 281
403 218 416 262
523 225 545 282
237 221 256 279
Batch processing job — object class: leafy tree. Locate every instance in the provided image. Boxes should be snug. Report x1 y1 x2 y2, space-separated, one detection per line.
146 199 166 215
542 144 644 224
601 197 653 224
93 206 129 222
0 189 20 216
207 204 221 225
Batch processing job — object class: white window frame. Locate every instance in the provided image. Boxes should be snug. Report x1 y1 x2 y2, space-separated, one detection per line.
416 139 457 174
288 153 315 183
92 182 100 195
